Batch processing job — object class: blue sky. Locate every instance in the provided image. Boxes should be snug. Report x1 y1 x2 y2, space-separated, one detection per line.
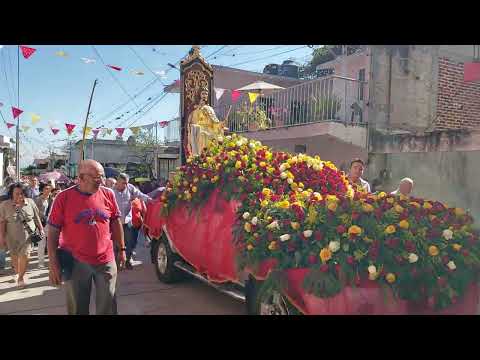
0 45 313 167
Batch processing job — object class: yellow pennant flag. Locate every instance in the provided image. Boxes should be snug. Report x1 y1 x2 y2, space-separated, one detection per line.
55 50 68 57
84 127 92 136
21 125 30 132
248 92 260 104
130 126 140 135
106 129 113 135
31 113 41 124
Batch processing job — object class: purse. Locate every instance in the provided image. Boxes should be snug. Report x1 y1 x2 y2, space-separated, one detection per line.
15 207 44 245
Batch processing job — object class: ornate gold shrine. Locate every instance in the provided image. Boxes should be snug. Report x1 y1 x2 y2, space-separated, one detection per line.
180 45 214 164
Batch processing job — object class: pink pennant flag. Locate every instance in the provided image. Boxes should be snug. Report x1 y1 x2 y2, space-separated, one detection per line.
20 45 36 59
107 65 122 71
65 123 76 135
51 128 60 135
12 106 23 119
115 128 125 137
92 128 100 139
231 90 241 103
6 122 15 129
159 121 169 128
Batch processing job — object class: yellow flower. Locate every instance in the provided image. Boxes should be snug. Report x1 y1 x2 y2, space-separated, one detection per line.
247 244 254 251
191 186 198 193
452 243 462 252
454 208 466 217
378 192 387 199
362 203 374 213
327 202 338 212
267 167 275 174
259 161 267 168
409 202 421 209
386 197 395 204
261 199 269 207
250 164 257 171
326 195 338 203
312 192 323 201
363 236 373 243
385 225 396 234
211 175 219 183
244 222 252 233
385 273 396 284
428 245 439 256
276 200 290 209
291 222 300 230
394 205 404 213
423 202 432 210
223 160 229 165
298 182 305 189
262 188 272 197
399 194 409 201
348 225 363 236
319 248 332 263
235 160 242 169
290 182 298 191
399 220 409 229
268 241 278 251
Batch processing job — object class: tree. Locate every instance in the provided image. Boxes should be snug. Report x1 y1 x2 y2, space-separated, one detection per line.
127 129 157 179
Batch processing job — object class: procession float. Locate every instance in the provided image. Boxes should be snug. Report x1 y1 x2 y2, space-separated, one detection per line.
143 46 480 315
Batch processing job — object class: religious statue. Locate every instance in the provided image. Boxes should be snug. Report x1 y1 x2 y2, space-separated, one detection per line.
186 89 227 157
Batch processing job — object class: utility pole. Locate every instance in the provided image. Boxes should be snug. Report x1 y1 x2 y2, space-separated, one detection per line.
80 79 98 162
154 120 158 179
15 45 20 180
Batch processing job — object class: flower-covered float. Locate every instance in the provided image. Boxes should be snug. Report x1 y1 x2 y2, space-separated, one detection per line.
144 134 480 315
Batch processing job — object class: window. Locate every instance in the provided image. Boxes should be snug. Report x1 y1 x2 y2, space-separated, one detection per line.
358 68 365 101
294 144 307 154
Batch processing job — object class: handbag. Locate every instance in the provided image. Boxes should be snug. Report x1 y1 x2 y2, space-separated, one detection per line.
15 207 44 245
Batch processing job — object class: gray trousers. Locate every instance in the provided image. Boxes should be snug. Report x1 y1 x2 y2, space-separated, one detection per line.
65 259 118 315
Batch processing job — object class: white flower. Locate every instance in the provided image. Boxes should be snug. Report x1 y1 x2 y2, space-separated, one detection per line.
279 163 288 172
443 229 454 240
242 212 250 220
279 234 290 242
287 178 294 184
226 135 232 141
217 136 224 143
447 261 456 271
303 230 313 238
280 172 288 179
328 241 340 253
267 221 279 230
249 142 256 148
368 265 377 274
313 164 322 171
408 253 419 263
251 217 258 225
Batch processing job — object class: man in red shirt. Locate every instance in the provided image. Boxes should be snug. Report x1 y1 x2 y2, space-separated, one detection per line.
47 160 126 315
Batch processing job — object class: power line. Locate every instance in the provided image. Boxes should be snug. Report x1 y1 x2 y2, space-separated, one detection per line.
226 46 309 67
91 45 140 109
205 45 228 59
128 45 166 86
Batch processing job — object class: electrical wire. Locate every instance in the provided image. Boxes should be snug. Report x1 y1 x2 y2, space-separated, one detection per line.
225 46 308 67
205 45 228 59
128 45 166 86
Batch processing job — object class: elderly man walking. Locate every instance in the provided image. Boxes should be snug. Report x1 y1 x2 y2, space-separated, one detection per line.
113 173 151 270
47 160 126 315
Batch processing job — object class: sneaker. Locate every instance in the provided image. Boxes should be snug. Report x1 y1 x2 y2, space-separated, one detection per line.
125 261 133 270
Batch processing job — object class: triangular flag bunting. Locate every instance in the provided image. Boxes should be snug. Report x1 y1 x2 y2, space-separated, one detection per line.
231 90 241 103
51 128 60 135
159 121 169 128
106 129 113 135
215 88 225 101
107 65 122 71
65 123 76 135
115 128 125 137
21 125 30 132
31 113 41 124
92 128 100 138
55 50 68 57
130 127 140 135
83 127 92 136
100 128 108 137
6 122 15 129
36 128 44 134
142 124 154 130
12 106 23 119
20 45 36 59
132 70 144 76
81 57 96 64
248 92 260 104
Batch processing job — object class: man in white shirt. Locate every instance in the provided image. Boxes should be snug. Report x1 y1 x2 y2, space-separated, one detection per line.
390 178 414 197
112 173 151 269
347 158 371 193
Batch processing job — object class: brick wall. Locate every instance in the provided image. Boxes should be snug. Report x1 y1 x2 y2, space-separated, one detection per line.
436 57 480 130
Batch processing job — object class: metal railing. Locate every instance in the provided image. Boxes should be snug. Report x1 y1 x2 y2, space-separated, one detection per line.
214 75 367 133
163 117 181 144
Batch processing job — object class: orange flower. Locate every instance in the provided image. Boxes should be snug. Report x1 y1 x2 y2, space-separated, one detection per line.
385 273 396 284
319 248 332 263
385 225 396 234
348 225 363 236
428 245 439 256
399 220 409 229
362 203 374 213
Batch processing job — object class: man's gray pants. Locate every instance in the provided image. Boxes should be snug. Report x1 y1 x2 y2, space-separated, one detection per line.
65 259 118 315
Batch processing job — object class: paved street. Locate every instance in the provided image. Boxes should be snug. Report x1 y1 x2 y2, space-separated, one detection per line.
0 239 246 315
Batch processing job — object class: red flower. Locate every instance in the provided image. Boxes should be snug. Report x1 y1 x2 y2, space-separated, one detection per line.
462 249 470 257
320 264 329 272
314 231 324 241
335 264 341 275
437 277 447 287
395 255 404 264
308 255 317 265
336 225 347 234
347 256 355 265
352 211 360 221
405 240 416 252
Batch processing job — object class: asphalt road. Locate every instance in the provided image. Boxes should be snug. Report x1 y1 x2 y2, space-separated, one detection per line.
0 238 246 315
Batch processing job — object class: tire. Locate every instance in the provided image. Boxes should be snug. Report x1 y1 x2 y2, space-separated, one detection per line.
250 276 301 315
152 235 183 284
245 275 261 315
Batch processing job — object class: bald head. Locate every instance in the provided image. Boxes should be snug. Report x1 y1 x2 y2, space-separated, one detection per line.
78 160 105 192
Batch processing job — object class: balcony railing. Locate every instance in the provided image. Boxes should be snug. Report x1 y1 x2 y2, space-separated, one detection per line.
214 75 367 133
163 117 181 144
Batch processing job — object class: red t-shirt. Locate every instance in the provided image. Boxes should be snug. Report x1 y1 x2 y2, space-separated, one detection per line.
131 198 146 229
48 186 121 265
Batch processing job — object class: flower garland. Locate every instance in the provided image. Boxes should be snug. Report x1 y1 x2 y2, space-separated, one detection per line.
158 134 479 310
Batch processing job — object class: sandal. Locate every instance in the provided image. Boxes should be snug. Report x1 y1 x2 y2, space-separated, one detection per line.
17 279 26 288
